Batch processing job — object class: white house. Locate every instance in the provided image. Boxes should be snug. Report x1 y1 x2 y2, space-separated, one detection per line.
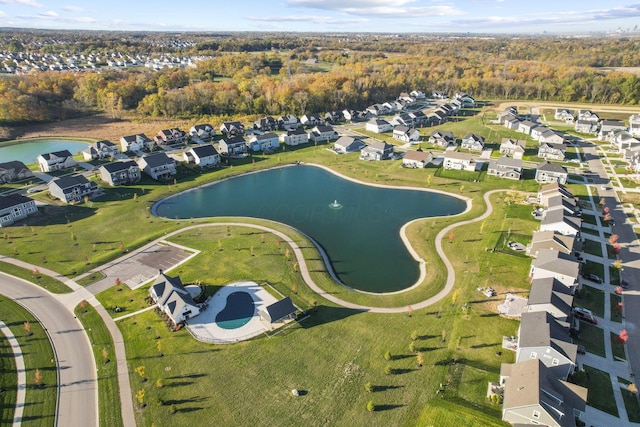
149 272 200 326
82 140 119 160
537 143 566 161
499 138 526 159
137 152 176 181
402 150 433 168
360 141 394 161
460 134 484 152
309 125 338 143
0 194 37 227
527 230 576 258
219 121 245 135
540 209 582 237
535 162 568 184
429 131 456 149
598 120 627 141
280 128 309 146
518 120 539 135
37 150 77 172
442 152 476 171
487 157 522 180
218 135 248 157
120 134 154 152
365 118 393 133
629 113 640 137
98 160 141 186
0 161 34 184
392 126 420 143
184 145 220 167
190 124 216 142
574 120 598 134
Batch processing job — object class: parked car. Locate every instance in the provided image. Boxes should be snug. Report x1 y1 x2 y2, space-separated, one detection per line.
574 307 598 325
621 279 630 289
581 273 602 284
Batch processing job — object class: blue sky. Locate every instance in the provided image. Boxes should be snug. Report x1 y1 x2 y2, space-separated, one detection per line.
0 0 639 34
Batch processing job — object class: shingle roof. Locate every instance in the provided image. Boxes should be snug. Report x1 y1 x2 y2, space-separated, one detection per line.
0 194 33 210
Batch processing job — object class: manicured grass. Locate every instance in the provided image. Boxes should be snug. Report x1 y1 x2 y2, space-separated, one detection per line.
74 302 123 427
572 365 618 417
610 293 623 323
621 387 640 423
76 271 106 287
0 296 57 426
0 261 72 293
609 266 621 286
581 227 600 237
573 322 605 358
582 238 603 257
610 332 627 362
582 260 605 280
0 326 17 425
575 285 605 318
581 213 598 226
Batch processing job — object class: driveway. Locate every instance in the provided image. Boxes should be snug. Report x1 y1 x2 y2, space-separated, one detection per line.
0 273 98 427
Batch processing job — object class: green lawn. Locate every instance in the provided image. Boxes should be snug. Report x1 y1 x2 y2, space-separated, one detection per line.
0 261 72 293
575 285 605 318
610 332 627 362
609 266 621 286
0 296 57 426
571 365 618 417
582 238 603 257
74 302 123 427
581 213 598 226
76 271 106 287
582 260 605 281
621 387 640 423
0 323 17 425
573 322 605 358
611 293 623 323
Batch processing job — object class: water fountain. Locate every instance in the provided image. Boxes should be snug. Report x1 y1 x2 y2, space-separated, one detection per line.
328 199 343 209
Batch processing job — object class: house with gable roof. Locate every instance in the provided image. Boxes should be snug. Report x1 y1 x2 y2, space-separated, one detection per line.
218 135 248 157
183 145 220 167
535 162 568 184
248 133 279 152
0 194 37 227
333 136 365 154
526 277 574 322
137 152 176 181
539 129 565 145
500 359 587 427
515 311 577 380
574 120 598 134
460 134 485 152
443 152 476 171
365 118 393 133
518 120 539 136
219 121 245 136
538 142 566 161
0 161 34 184
598 120 627 141
82 140 119 160
190 124 216 142
309 125 338 143
120 134 154 153
554 108 575 123
530 249 580 292
629 113 640 137
37 150 77 172
428 130 456 149
280 128 309 146
487 156 523 180
540 209 582 238
149 271 200 326
154 128 186 145
499 138 526 159
99 160 141 186
527 230 576 258
402 150 433 168
48 175 99 204
392 126 420 143
360 141 394 161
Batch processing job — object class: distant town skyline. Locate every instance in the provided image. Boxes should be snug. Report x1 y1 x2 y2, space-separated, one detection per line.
0 0 639 34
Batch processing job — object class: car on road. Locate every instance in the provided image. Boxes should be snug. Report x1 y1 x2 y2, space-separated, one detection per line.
581 273 602 284
621 279 630 289
574 307 598 325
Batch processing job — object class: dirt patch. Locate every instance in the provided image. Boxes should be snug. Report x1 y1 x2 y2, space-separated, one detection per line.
8 114 194 143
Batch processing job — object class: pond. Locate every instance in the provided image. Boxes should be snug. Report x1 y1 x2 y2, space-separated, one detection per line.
0 139 89 164
154 165 467 293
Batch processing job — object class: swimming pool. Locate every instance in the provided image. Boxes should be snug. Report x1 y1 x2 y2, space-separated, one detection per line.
214 291 255 329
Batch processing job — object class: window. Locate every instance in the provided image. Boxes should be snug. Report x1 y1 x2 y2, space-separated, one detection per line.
552 358 559 366
530 352 537 359
533 410 540 419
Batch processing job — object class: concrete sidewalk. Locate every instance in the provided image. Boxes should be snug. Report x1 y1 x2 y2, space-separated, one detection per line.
0 320 26 427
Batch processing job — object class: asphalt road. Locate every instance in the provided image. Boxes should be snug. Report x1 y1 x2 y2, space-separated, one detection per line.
582 142 640 381
0 273 98 427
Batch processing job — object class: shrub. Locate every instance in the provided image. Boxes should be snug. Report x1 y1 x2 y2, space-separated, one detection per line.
364 382 373 392
383 350 391 361
384 365 392 375
366 400 375 412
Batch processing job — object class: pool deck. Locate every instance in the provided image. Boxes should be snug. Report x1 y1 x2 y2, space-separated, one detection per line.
186 281 278 344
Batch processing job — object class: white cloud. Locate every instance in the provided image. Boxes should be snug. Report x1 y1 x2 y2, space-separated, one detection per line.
0 0 42 7
286 0 463 17
0 10 7 17
287 0 416 8
62 5 85 13
39 10 57 17
248 14 367 25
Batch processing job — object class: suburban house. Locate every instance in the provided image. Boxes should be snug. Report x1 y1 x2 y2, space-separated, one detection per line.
254 116 277 131
530 249 580 292
402 150 433 168
427 110 448 125
333 136 365 154
0 161 34 184
537 183 574 208
37 150 77 172
189 124 216 142
516 311 577 380
460 134 485 152
309 125 338 143
503 116 521 130
518 120 539 135
300 114 323 127
277 115 300 130
530 126 549 141
574 120 598 134
554 108 575 122
546 194 580 217
540 209 582 238
629 113 640 137
154 128 186 145
499 138 526 159
432 90 447 99
577 109 599 122
360 141 394 161
442 152 476 171
0 194 37 227
219 121 245 136
429 131 456 149
149 272 200 326
280 128 309 146
541 130 565 145
487 157 523 180
365 118 393 133
535 162 568 184
82 140 119 160
500 359 587 427
527 230 575 257
218 135 248 157
598 120 627 141
324 111 344 124
120 134 154 152
526 277 574 322
611 130 640 152
137 153 177 181
537 143 566 161
183 145 220 167
247 133 280 152
410 90 426 99
392 126 420 143
48 175 99 204
98 160 141 186
454 92 475 107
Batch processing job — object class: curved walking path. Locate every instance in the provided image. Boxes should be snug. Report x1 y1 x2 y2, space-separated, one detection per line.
0 320 26 426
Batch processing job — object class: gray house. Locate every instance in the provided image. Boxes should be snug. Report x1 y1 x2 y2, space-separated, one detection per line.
535 162 568 184
149 272 200 326
218 135 248 157
530 249 580 292
360 141 394 161
516 311 577 380
99 160 141 186
538 143 566 161
527 230 576 258
460 133 485 152
0 161 34 184
0 194 37 227
137 153 176 181
487 156 522 180
526 277 574 321
48 175 99 204
334 136 365 154
500 359 587 427
499 138 526 159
